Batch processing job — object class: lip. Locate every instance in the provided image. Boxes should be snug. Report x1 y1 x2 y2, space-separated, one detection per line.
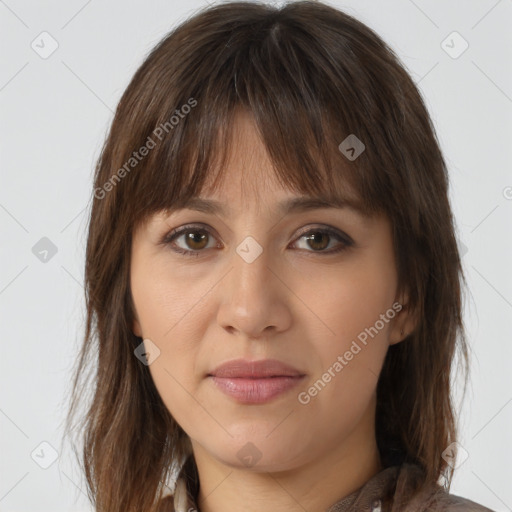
208 358 306 404
209 358 305 378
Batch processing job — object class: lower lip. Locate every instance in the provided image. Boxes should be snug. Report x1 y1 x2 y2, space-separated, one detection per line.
209 376 305 404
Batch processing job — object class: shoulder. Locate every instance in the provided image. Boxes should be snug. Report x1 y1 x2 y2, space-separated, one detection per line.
427 489 496 512
404 482 495 511
393 463 495 512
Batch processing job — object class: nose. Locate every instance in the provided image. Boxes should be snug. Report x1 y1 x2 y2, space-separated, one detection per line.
216 240 292 340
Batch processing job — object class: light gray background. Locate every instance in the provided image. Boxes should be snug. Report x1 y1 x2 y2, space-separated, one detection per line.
1 0 511 510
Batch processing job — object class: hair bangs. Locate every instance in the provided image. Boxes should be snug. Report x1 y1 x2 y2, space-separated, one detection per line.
125 19 389 234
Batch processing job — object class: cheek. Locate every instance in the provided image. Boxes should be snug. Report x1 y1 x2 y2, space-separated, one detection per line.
131 261 210 421
294 281 391 445
293 255 396 407
133 284 202 433
297 255 396 349
131 259 204 341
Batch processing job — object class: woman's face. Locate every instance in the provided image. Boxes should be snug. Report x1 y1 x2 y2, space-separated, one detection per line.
130 111 413 473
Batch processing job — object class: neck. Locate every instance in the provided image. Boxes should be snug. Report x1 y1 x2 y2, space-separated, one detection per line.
191 401 382 512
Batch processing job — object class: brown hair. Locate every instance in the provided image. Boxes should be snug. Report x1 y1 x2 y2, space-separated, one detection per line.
64 1 469 510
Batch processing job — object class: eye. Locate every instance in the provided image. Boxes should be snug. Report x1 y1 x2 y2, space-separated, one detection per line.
290 226 353 254
160 224 353 257
161 224 220 257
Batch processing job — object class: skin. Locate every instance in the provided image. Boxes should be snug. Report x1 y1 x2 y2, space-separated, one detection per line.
131 110 417 512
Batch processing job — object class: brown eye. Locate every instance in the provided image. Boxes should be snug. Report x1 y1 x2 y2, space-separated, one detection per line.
162 225 218 257
293 227 353 254
181 231 209 251
161 224 353 258
304 232 330 251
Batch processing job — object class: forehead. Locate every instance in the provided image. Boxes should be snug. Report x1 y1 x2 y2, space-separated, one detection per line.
186 110 363 212
132 106 382 236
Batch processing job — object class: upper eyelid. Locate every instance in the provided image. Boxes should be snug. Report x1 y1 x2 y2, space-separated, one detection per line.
165 211 234 236
161 207 363 237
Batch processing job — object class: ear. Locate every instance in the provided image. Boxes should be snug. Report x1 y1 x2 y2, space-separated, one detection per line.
132 316 143 338
388 292 419 346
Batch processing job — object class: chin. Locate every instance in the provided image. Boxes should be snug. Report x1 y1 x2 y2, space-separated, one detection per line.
205 435 303 473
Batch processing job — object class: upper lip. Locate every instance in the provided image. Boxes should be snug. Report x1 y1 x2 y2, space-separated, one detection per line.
208 358 305 378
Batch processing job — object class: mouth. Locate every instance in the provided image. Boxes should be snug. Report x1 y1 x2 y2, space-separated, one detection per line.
207 358 306 404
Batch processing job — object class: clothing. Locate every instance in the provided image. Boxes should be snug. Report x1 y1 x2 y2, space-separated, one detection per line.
325 463 494 512
158 456 495 512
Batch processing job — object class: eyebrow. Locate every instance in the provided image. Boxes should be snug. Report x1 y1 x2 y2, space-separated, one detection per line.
170 195 369 218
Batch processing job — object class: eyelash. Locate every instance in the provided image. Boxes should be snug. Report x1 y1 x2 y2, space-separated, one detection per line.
160 224 354 258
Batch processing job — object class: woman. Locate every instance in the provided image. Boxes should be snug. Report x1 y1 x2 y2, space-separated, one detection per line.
65 1 494 511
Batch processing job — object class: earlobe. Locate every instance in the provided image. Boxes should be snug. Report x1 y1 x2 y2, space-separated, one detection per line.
389 326 408 346
389 296 418 345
